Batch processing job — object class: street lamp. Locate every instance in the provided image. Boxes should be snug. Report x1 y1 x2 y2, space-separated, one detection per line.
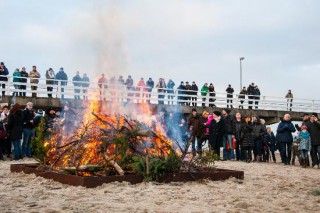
240 57 245 90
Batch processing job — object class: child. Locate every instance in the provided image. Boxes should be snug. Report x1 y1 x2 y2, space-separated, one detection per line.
291 136 299 165
297 124 311 168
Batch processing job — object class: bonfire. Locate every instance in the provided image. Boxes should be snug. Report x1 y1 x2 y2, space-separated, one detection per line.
32 100 216 181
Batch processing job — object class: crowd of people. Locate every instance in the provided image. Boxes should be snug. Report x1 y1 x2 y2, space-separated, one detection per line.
1 62 296 110
0 102 75 160
172 108 319 168
0 101 319 170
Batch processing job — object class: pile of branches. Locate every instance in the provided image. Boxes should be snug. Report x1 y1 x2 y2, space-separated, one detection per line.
32 111 217 180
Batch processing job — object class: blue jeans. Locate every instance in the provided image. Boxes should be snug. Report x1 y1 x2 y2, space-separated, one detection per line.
223 134 234 160
22 128 34 157
190 136 199 153
279 142 292 164
12 139 22 160
253 138 262 157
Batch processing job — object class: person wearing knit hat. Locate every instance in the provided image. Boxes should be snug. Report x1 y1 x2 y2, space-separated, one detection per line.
213 111 221 117
208 110 224 158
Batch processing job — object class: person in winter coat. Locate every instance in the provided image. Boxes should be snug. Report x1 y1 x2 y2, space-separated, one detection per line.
0 105 10 158
240 115 254 162
208 83 216 107
191 81 198 107
198 111 209 155
177 81 186 105
188 108 201 155
297 124 311 168
247 83 255 109
98 74 107 100
55 67 68 99
251 115 266 162
0 62 9 96
136 78 146 103
276 113 296 165
226 84 234 108
46 68 56 98
178 118 188 145
285 90 293 111
7 103 24 160
29 65 41 98
305 113 320 169
222 109 236 160
234 113 242 161
22 102 35 158
19 67 28 97
72 71 82 100
185 82 192 106
201 83 209 107
125 75 134 90
254 85 261 109
44 108 56 133
209 111 225 157
266 127 277 163
12 68 21 97
145 77 154 104
156 78 166 105
82 73 90 100
166 79 175 105
239 87 247 109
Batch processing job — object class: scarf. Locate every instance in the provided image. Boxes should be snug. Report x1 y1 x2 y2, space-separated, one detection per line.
300 131 310 139
214 116 221 123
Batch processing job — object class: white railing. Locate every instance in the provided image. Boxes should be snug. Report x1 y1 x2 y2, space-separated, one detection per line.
0 76 319 113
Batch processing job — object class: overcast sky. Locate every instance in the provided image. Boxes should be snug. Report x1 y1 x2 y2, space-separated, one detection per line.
1 0 319 100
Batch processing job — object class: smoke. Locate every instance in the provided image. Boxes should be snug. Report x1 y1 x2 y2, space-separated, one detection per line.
92 3 130 77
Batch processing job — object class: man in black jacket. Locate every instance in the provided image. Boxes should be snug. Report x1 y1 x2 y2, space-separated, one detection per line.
247 83 255 109
20 67 28 97
0 62 9 96
305 113 320 168
226 84 234 108
22 102 35 158
209 111 225 157
188 108 201 155
191 81 198 107
221 109 236 160
145 78 154 104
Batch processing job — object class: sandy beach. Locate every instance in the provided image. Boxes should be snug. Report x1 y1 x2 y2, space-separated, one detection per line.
0 158 319 213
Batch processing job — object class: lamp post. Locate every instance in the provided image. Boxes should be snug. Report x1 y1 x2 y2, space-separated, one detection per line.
240 57 245 90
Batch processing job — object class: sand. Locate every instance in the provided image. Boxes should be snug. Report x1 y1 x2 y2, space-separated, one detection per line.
0 158 319 213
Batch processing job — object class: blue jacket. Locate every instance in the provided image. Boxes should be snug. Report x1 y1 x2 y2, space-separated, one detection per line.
82 76 90 87
276 120 295 143
266 132 277 152
13 72 21 83
297 131 311 151
72 75 82 87
55 71 68 86
0 66 9 81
